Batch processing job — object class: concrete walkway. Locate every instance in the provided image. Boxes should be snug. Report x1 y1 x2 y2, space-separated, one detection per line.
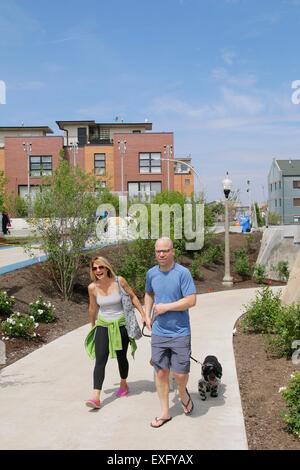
0 287 284 450
0 245 46 274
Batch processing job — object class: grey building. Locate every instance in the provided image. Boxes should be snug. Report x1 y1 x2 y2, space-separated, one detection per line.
268 159 300 224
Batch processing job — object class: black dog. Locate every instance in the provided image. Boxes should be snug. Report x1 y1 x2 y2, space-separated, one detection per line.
198 355 222 400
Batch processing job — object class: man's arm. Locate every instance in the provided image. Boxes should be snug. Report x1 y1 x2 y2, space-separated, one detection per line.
153 294 196 316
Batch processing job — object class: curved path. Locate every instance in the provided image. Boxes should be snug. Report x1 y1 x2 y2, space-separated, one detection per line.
0 287 282 450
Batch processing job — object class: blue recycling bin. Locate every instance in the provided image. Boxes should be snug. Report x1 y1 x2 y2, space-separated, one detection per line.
239 215 251 233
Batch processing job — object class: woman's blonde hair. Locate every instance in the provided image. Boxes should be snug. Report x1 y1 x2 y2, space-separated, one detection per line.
90 256 117 282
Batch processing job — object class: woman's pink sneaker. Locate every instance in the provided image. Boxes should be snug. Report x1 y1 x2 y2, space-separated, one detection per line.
116 387 129 397
85 399 101 409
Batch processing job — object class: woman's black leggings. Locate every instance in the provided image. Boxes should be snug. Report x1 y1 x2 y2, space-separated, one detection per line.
93 325 129 390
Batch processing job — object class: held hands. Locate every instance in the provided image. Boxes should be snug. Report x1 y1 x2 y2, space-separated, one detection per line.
153 303 168 316
143 316 152 331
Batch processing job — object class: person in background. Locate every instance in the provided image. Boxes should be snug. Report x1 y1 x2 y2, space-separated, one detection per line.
2 211 11 235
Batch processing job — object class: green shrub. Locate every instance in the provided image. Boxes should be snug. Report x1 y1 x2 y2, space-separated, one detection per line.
281 372 300 439
268 211 281 225
1 312 38 339
152 190 186 208
245 233 255 254
270 303 300 357
276 261 289 281
234 249 251 278
242 286 282 333
190 255 204 280
112 239 156 295
201 244 224 266
28 297 56 323
0 291 15 316
253 264 267 284
4 192 28 217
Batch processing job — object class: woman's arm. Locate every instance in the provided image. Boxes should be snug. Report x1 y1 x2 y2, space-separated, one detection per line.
88 283 98 327
119 276 148 324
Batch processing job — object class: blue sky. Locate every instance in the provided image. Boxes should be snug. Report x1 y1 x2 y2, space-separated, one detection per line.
1 0 300 202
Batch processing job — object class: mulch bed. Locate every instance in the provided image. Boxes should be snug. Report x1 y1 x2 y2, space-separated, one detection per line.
1 231 299 449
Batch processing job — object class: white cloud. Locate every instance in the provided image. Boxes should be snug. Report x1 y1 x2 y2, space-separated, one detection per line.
222 87 264 115
221 49 237 65
211 68 257 87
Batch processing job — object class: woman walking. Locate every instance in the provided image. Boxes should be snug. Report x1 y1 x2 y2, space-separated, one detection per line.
86 256 148 409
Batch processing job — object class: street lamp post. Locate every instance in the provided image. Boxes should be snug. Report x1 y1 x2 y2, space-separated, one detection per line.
222 172 233 287
118 140 127 194
164 144 173 191
152 156 201 197
23 142 32 200
71 141 78 166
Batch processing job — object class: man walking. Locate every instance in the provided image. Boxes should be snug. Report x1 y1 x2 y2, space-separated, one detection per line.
145 237 196 428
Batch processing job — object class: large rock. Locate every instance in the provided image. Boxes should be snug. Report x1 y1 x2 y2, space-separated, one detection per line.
256 226 300 280
282 249 300 305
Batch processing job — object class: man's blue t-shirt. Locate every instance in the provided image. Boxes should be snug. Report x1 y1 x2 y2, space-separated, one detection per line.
145 263 196 337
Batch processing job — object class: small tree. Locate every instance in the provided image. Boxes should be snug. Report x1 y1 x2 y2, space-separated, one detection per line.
28 161 103 300
0 171 8 213
4 191 28 217
255 202 264 227
268 211 281 225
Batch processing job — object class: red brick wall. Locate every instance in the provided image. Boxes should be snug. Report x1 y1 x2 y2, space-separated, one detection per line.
113 133 174 191
4 136 63 194
64 146 85 170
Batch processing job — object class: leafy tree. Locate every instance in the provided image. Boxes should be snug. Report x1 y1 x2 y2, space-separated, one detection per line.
4 191 28 217
28 161 103 300
255 202 264 227
0 171 8 212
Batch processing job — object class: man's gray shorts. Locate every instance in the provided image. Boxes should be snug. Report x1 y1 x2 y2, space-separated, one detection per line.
151 334 191 374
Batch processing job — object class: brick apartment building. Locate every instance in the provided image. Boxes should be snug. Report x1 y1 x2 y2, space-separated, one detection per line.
0 120 195 199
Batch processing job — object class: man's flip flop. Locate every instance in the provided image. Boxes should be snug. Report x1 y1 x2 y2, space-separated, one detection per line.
150 417 172 428
181 388 194 415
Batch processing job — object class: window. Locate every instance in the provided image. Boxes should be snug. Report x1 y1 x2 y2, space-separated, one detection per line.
95 181 106 190
279 198 282 207
275 182 277 190
94 153 106 175
18 185 41 198
89 127 110 143
293 180 300 189
275 199 277 207
128 181 162 197
132 130 141 134
30 156 52 176
270 183 272 192
185 179 191 185
139 152 161 174
279 181 281 189
293 198 300 206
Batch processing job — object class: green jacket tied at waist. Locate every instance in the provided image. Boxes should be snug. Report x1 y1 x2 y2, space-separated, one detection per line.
85 314 137 359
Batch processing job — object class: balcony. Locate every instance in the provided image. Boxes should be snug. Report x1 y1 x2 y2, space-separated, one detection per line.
88 138 113 145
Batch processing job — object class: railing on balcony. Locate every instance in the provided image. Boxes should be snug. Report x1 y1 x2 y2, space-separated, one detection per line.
88 138 114 145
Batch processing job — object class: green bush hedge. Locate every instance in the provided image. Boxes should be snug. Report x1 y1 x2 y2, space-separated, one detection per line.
281 372 300 439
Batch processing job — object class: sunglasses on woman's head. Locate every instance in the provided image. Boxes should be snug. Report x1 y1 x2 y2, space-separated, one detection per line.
92 265 106 271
